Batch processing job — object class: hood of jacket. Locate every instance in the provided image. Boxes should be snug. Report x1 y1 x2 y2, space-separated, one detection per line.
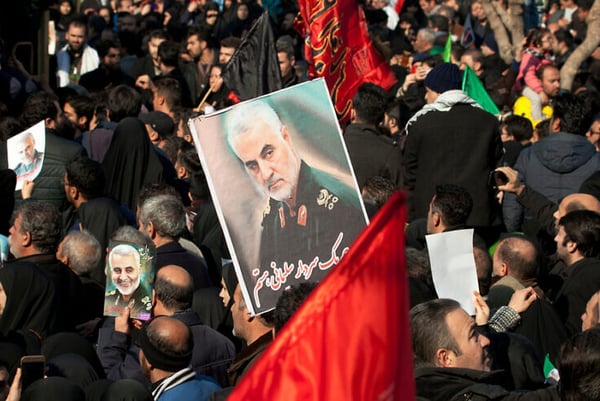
532 132 596 173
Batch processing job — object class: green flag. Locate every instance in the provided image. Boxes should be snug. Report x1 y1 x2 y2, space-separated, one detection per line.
462 65 500 115
442 34 452 63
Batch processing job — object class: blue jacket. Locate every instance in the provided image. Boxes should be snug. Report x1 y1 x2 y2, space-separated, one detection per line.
157 373 220 401
503 132 600 232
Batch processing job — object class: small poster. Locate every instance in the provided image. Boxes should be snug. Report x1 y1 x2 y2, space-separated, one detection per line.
7 121 46 191
190 79 369 315
103 242 156 321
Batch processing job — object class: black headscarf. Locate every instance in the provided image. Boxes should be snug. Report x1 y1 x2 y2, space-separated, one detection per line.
101 379 152 401
221 263 238 304
21 377 85 401
0 262 57 337
41 332 105 378
0 169 16 236
46 354 100 389
102 117 165 212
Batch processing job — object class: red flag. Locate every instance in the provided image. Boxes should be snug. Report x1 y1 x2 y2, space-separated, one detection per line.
227 192 415 401
394 0 406 15
297 0 397 123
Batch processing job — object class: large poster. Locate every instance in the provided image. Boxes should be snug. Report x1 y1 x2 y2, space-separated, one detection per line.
190 79 368 315
7 121 46 191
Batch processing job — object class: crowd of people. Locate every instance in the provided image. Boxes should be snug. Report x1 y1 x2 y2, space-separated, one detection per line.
0 0 599 399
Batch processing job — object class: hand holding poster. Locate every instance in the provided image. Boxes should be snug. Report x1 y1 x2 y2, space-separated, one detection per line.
190 79 368 315
6 121 46 191
104 242 156 321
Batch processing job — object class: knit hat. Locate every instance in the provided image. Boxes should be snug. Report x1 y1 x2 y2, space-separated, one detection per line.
139 111 174 139
424 62 462 93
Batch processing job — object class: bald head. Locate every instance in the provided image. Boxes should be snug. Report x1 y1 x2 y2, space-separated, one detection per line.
154 265 194 313
555 194 600 226
493 236 539 281
141 316 193 377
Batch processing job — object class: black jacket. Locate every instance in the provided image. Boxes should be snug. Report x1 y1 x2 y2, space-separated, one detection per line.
156 241 211 289
415 367 559 401
343 123 402 189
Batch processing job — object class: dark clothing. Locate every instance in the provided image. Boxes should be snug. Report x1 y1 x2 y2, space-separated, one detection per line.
155 68 193 108
79 66 135 93
487 277 568 364
15 130 85 209
227 331 273 386
403 99 503 227
97 310 235 387
129 54 159 80
0 261 58 337
102 118 165 213
554 257 600 336
415 367 559 401
503 141 529 168
192 200 229 282
259 161 366 275
156 241 211 289
80 121 117 163
503 132 600 232
0 169 16 235
343 123 403 188
11 254 84 332
173 310 235 387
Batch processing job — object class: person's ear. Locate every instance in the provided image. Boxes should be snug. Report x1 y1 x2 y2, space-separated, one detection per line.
567 240 578 254
551 116 561 133
432 211 441 228
22 231 32 248
435 348 454 367
499 263 508 276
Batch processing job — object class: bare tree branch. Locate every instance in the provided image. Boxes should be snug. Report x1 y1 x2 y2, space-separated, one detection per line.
560 0 600 90
480 0 514 63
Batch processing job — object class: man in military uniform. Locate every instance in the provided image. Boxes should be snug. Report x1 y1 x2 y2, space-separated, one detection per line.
104 244 152 320
226 100 367 283
14 132 44 178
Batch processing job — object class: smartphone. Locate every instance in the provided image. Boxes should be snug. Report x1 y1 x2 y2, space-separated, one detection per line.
494 171 508 187
20 355 45 389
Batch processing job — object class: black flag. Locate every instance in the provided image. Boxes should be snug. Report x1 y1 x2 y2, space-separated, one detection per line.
222 11 283 101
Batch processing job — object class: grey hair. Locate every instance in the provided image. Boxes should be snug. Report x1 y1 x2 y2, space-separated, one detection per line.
225 100 283 158
111 225 154 249
417 28 436 45
139 194 187 239
61 230 102 276
14 201 61 254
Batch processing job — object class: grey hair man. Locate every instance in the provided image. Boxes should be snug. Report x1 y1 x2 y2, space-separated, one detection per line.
138 194 210 289
57 229 102 277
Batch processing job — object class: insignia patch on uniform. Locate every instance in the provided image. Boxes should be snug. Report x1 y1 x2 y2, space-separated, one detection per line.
298 205 307 226
317 189 339 210
279 206 286 228
262 203 271 218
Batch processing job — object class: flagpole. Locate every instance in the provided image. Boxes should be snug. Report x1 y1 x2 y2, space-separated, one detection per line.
194 80 219 112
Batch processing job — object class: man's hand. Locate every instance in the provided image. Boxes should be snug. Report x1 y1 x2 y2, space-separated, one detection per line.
495 166 525 196
508 287 537 314
135 74 153 90
540 91 549 105
473 291 490 325
115 307 132 335
21 181 35 199
7 368 22 401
